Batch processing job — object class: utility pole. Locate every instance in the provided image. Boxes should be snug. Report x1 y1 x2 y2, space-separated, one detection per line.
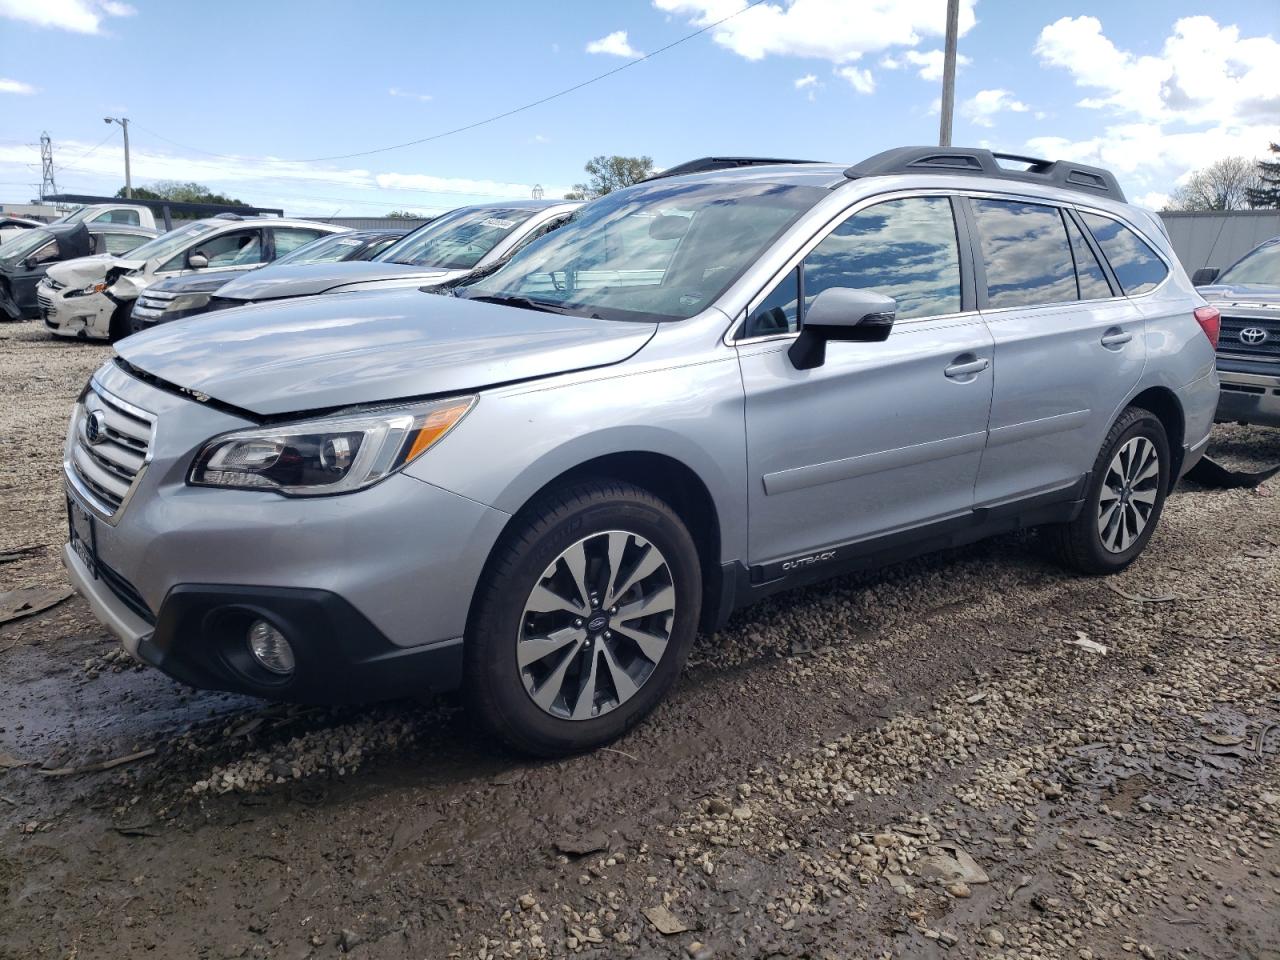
104 116 132 197
938 0 960 147
39 132 58 200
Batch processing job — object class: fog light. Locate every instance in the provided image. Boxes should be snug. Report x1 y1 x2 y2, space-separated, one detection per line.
247 619 294 676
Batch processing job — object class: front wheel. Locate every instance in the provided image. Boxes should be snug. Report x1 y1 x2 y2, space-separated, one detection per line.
464 480 702 757
1044 406 1171 574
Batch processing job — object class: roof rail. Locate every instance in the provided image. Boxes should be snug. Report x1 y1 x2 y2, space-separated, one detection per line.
644 156 824 182
844 146 1126 203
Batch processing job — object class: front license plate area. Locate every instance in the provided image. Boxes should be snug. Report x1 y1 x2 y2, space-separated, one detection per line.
67 493 98 579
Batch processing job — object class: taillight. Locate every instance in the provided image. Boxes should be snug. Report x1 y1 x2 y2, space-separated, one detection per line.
1194 305 1220 350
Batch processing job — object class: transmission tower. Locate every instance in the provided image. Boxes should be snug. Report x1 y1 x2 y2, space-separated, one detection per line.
40 132 58 200
532 183 544 200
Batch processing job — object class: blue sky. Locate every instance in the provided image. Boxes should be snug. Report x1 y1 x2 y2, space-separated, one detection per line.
1 0 1277 215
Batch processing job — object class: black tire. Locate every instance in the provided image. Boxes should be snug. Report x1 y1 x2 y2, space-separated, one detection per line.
464 480 701 757
1044 406 1171 575
107 302 133 343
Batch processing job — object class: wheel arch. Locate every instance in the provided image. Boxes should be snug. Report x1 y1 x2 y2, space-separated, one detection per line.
1126 385 1186 479
469 451 727 635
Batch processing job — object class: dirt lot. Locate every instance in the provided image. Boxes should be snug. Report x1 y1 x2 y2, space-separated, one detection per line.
1 318 1277 960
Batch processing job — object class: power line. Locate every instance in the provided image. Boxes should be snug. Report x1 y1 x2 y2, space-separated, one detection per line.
129 1 765 165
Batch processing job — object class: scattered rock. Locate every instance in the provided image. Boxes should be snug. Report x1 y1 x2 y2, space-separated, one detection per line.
643 905 689 935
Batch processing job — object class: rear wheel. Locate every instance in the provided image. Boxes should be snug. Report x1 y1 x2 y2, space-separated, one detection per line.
1044 406 1170 574
465 480 701 757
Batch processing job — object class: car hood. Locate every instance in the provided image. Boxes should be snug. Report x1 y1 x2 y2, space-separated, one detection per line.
1199 282 1280 304
47 254 145 286
116 288 657 416
146 270 248 296
214 260 448 302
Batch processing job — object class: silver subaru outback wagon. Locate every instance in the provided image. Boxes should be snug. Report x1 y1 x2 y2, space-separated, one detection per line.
63 147 1219 756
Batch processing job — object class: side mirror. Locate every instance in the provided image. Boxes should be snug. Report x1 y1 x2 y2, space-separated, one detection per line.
21 256 36 270
188 252 209 269
789 287 897 370
1191 267 1219 286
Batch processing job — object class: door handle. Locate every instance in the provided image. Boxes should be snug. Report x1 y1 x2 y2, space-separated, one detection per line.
944 357 990 379
1100 328 1133 349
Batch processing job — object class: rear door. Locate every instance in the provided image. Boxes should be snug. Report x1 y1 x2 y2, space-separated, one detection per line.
967 196 1146 505
737 194 995 569
270 226 331 261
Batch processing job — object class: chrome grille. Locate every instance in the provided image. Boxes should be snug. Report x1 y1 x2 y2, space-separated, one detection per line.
1217 313 1280 363
133 289 175 320
65 382 155 522
37 292 53 316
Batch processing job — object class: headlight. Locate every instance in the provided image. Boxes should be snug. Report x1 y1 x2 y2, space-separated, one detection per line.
67 281 108 298
164 292 211 314
189 396 476 496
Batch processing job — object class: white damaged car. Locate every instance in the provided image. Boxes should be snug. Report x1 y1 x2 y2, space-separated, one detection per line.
39 214 344 341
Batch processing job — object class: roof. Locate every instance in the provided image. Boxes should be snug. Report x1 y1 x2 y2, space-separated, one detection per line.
43 193 283 218
457 199 580 211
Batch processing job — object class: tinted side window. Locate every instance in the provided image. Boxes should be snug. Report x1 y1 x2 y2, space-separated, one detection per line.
1081 213 1168 296
803 196 961 321
745 266 800 337
102 209 141 226
1065 215 1113 299
972 199 1076 308
102 233 146 254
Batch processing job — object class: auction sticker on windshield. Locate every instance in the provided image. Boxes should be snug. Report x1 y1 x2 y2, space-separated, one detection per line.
479 218 515 229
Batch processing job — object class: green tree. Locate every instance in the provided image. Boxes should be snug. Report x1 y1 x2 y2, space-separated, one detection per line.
564 155 654 200
385 210 424 219
1246 141 1280 208
1164 157 1263 211
116 180 246 206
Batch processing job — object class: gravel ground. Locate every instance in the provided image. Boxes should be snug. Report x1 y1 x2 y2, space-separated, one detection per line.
0 318 1277 960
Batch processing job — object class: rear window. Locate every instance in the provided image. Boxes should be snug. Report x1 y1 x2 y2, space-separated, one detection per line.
971 199 1077 309
1080 212 1167 296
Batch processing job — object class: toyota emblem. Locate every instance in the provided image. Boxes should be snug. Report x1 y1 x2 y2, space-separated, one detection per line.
1239 326 1268 345
84 409 107 445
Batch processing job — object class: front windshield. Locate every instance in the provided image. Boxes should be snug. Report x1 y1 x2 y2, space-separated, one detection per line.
0 228 55 264
275 232 365 265
1219 241 1280 285
121 220 218 264
376 207 536 269
463 180 824 321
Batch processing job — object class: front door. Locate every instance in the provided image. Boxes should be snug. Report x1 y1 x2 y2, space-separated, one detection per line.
737 195 995 571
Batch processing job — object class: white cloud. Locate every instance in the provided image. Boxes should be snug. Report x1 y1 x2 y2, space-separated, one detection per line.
961 88 1029 127
881 48 971 82
835 66 874 94
1132 191 1171 211
654 0 975 62
529 134 551 144
794 74 818 90
0 0 135 34
586 30 643 58
0 138 571 216
1031 15 1280 199
0 77 36 94
388 87 432 102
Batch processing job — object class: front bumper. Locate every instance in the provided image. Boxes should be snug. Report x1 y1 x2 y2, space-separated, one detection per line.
61 361 510 703
1215 366 1280 428
40 282 114 339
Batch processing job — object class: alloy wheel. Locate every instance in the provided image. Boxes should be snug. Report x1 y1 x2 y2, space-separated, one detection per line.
1098 436 1160 553
516 530 675 720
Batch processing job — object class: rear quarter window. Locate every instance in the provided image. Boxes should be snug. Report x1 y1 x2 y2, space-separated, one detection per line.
1080 212 1168 296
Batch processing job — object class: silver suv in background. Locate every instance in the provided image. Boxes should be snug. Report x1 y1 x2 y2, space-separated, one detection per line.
62 147 1218 757
1193 236 1280 427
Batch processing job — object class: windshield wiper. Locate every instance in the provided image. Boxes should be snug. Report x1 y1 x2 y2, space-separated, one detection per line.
465 293 566 314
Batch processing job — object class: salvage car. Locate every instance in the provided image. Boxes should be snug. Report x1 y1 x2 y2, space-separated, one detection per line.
1193 236 1280 427
61 147 1218 757
39 215 344 340
129 228 408 332
170 200 579 318
0 214 45 246
0 221 156 320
